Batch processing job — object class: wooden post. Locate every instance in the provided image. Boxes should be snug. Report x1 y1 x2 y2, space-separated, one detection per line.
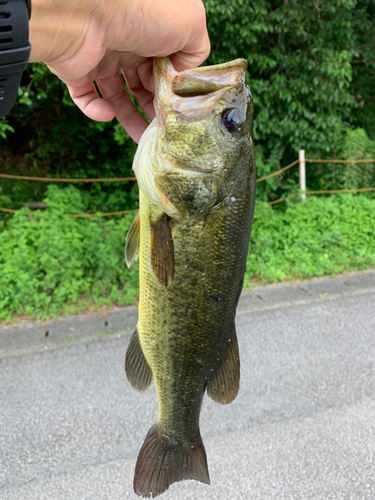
299 149 306 203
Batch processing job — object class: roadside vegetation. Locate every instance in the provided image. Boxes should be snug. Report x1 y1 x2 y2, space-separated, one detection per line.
0 0 374 320
0 187 374 322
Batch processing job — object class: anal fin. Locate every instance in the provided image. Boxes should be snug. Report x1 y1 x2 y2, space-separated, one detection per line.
150 213 174 287
125 212 140 268
207 327 240 405
125 326 153 392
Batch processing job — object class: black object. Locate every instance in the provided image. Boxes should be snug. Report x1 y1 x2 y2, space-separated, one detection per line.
0 0 31 118
221 108 244 131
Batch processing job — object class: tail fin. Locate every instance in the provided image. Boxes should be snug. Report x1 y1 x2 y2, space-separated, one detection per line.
133 424 210 498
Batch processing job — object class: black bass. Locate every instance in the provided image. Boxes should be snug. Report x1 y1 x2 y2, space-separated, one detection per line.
125 57 255 497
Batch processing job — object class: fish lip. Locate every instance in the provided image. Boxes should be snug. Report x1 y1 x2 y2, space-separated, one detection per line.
171 58 247 97
154 57 248 118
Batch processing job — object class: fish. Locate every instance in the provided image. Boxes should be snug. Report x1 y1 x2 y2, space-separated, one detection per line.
124 56 255 498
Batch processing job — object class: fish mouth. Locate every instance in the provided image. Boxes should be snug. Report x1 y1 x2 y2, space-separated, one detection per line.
153 58 248 119
171 59 247 97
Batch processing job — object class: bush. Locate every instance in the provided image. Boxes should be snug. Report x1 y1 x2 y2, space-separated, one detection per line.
246 194 375 283
1 0 374 208
0 186 139 321
310 126 375 192
0 186 374 321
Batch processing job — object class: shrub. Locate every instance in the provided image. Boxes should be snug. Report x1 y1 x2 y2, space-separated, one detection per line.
0 186 374 321
0 186 138 321
246 194 375 284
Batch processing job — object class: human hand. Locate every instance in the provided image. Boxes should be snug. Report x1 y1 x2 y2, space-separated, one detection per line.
29 0 210 143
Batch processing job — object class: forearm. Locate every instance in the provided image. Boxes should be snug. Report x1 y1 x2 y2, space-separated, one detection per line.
29 0 104 63
25 0 209 135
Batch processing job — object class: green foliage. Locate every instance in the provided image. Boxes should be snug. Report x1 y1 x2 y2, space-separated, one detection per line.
246 194 375 284
205 0 357 158
350 0 375 139
0 0 374 319
0 186 139 321
0 117 14 140
204 0 375 200
0 0 374 208
0 186 374 321
311 126 375 191
1 63 138 214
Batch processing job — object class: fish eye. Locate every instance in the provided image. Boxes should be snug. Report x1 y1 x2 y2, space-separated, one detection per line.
221 108 244 131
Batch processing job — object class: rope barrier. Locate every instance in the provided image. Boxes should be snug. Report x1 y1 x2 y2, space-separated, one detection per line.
68 209 138 217
268 193 299 206
256 159 300 182
0 207 138 217
256 158 375 183
0 207 19 214
307 187 375 195
1 157 374 215
0 158 373 183
0 173 137 182
305 159 375 164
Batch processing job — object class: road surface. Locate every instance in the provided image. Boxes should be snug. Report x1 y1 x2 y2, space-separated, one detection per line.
1 271 375 499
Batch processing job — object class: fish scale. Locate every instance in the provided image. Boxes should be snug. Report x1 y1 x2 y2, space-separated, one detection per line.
125 56 255 497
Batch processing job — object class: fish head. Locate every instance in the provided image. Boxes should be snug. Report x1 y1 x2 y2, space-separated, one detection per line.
133 57 254 220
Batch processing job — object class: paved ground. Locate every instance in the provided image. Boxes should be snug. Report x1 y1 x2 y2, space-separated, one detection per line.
0 270 375 499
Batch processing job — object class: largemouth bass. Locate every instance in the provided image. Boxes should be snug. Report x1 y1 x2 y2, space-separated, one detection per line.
125 57 255 497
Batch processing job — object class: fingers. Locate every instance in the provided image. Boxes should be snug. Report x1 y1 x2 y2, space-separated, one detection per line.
96 72 150 144
66 69 154 143
67 82 116 122
170 37 211 73
169 1 211 72
123 0 210 72
122 59 156 122
122 58 155 96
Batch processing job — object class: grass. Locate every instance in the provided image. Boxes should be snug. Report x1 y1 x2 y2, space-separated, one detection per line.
0 189 374 323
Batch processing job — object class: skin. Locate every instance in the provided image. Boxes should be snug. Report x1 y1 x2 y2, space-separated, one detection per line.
29 0 210 143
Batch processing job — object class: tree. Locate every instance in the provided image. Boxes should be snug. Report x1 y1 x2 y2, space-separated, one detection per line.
1 0 374 206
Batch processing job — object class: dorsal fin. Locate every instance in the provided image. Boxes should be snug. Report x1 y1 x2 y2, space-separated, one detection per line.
207 327 240 404
125 212 140 268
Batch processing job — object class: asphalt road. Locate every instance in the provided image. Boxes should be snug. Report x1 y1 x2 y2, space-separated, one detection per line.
1 271 375 500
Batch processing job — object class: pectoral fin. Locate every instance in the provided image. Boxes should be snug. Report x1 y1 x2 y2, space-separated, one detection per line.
125 326 153 392
207 328 240 405
150 214 174 287
125 212 140 268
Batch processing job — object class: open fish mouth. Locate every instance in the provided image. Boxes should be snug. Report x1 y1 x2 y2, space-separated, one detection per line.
153 57 248 120
171 59 247 97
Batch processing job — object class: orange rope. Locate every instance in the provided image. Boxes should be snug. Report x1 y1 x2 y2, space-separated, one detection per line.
307 187 375 195
268 192 299 206
0 207 138 217
256 159 299 182
0 174 136 182
1 158 373 183
305 159 375 164
68 209 138 217
0 207 20 214
266 186 375 205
